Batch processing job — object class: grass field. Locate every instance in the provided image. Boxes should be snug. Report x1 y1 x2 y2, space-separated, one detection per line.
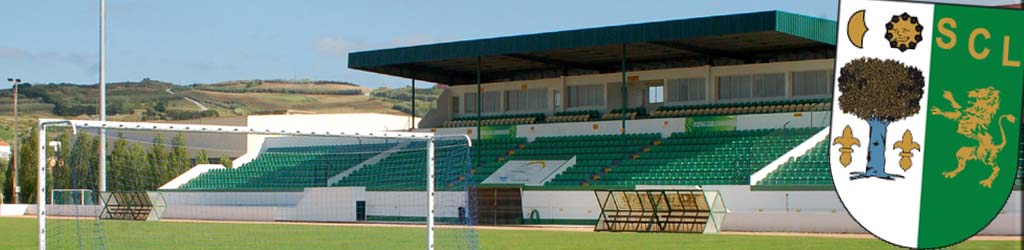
0 218 1018 250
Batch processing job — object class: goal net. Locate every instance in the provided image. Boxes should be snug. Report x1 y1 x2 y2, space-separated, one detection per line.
36 119 478 250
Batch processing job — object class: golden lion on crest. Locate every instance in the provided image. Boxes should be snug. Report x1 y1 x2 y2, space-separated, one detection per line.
930 87 1016 188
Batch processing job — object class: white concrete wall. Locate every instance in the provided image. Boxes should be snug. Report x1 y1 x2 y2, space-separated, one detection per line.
244 113 419 160
515 187 1021 235
521 191 601 220
10 187 1020 235
0 204 31 216
277 187 363 222
365 191 467 218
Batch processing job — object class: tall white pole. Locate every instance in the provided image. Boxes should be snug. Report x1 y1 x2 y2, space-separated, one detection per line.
98 0 107 192
426 138 435 250
36 125 46 250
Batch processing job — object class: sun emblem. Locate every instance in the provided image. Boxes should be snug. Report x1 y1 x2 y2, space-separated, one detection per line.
885 12 924 52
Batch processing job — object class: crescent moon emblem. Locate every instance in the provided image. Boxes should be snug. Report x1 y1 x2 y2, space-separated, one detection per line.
847 10 869 49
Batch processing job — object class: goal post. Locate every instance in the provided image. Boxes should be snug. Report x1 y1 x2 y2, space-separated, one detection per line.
35 118 476 250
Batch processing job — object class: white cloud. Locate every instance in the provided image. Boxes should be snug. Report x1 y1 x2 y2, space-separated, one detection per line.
389 34 445 47
312 37 364 58
311 34 451 59
0 47 96 73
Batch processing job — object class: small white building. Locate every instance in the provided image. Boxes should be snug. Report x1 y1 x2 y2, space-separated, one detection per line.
0 140 10 160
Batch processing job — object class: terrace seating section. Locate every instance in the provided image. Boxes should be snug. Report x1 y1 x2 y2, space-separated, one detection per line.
601 107 647 120
470 138 530 181
650 98 830 118
595 128 821 186
546 110 601 123
757 139 830 186
1018 137 1023 187
442 113 545 128
332 140 474 191
1017 164 1023 187
509 133 662 187
180 143 393 189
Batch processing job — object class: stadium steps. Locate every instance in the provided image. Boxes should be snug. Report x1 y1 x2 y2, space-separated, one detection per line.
179 143 394 190
509 133 662 187
591 128 821 186
331 139 476 191
754 131 1024 190
442 113 545 128
326 141 412 186
650 98 830 118
755 139 831 187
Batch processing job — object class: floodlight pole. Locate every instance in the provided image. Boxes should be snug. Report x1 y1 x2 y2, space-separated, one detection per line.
98 0 107 192
8 78 20 204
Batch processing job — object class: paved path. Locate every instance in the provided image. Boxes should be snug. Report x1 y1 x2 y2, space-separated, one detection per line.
165 88 209 111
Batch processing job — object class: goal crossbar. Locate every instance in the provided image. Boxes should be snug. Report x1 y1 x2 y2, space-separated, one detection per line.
35 119 469 250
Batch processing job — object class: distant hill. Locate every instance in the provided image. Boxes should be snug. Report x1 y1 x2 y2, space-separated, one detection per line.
191 79 364 95
0 79 443 141
368 86 442 116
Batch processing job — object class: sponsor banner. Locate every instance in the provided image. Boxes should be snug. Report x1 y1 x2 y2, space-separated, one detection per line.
480 125 516 139
685 116 737 132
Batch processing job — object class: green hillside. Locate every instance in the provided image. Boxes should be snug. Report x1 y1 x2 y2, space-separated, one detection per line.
0 79 441 142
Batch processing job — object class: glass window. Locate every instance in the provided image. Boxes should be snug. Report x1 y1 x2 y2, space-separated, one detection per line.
647 85 664 104
717 75 752 100
666 78 706 103
752 73 786 98
506 89 549 112
463 93 476 113
481 91 501 113
793 70 833 96
567 84 604 108
451 96 460 114
553 90 562 110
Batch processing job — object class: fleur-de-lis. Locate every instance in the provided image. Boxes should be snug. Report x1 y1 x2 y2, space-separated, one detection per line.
833 125 861 167
892 130 920 171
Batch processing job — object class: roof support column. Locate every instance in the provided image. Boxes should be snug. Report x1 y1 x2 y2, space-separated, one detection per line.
411 78 416 130
620 44 627 149
475 56 482 172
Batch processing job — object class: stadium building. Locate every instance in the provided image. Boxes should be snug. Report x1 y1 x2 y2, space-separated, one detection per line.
345 10 1021 233
15 11 1020 243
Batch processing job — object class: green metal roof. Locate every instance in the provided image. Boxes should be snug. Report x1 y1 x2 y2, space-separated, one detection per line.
349 10 836 85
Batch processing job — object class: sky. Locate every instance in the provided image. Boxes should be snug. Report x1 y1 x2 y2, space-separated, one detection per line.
0 0 1018 89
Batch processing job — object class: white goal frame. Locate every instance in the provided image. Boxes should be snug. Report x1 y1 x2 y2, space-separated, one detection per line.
36 118 470 250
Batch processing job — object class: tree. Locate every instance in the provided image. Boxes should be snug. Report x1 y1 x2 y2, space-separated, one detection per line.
195 150 210 165
109 134 130 191
837 57 925 180
220 155 233 169
16 125 39 202
171 133 189 175
148 134 169 190
127 143 149 191
50 132 72 190
4 158 12 203
67 132 98 190
0 160 7 202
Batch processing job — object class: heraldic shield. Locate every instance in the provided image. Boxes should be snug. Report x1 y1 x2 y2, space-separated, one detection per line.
830 0 1023 248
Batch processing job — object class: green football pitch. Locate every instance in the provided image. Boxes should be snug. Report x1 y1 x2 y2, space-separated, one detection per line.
0 217 1018 250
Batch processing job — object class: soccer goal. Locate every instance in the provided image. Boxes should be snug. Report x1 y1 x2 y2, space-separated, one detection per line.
35 119 478 250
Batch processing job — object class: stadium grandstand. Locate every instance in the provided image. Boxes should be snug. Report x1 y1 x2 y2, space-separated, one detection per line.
12 10 1020 249
171 10 1023 231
